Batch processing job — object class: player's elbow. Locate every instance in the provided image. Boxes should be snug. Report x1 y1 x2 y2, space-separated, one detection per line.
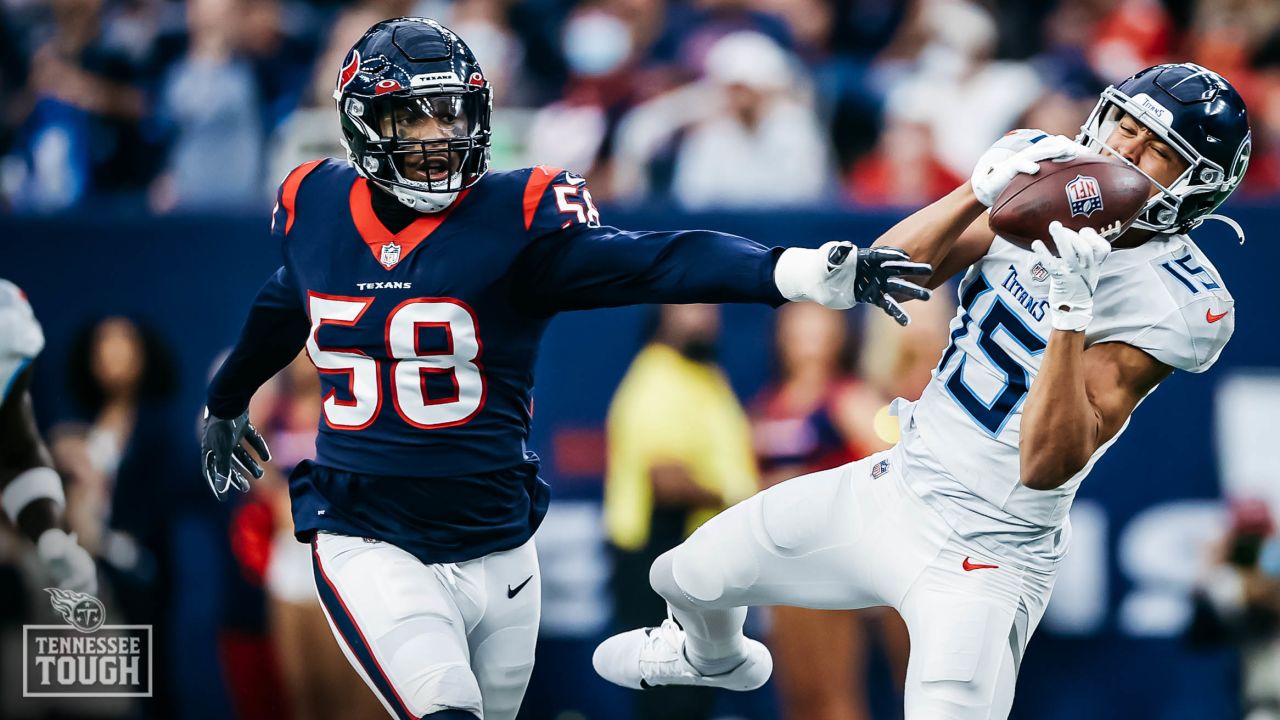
1019 450 1089 491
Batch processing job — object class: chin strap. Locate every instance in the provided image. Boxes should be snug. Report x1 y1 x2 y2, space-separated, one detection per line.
1199 214 1246 245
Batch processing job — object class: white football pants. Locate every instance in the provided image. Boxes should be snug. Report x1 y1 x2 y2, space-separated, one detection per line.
649 446 1057 720
311 532 540 720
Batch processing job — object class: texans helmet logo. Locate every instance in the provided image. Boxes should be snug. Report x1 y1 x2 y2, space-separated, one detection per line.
1065 174 1104 218
375 79 402 95
338 50 361 92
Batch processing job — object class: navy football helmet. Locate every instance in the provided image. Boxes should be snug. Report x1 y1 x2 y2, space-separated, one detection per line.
335 18 492 212
1078 63 1251 238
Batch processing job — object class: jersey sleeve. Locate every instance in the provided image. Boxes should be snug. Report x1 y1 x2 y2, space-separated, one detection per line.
0 280 44 403
1116 294 1234 373
511 167 786 314
206 266 311 417
1088 245 1235 374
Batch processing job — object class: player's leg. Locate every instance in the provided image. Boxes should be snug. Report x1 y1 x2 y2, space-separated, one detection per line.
897 546 1055 720
311 532 484 720
596 452 948 690
460 538 541 720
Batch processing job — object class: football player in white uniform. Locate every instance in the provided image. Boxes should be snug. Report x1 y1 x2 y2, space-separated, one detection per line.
0 279 97 593
594 62 1250 719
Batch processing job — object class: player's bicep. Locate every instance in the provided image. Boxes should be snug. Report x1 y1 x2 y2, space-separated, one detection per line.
927 216 995 290
1082 342 1173 447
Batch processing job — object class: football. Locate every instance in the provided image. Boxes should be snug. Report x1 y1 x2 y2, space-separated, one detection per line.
988 155 1152 251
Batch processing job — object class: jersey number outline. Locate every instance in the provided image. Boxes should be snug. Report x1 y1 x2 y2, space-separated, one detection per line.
306 294 485 430
554 183 601 228
1159 253 1220 295
939 274 1047 436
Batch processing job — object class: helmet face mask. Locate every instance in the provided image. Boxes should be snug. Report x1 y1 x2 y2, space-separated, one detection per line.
1077 63 1251 236
335 18 493 213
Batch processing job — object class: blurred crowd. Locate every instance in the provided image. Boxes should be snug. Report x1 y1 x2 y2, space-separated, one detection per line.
3 0 1280 214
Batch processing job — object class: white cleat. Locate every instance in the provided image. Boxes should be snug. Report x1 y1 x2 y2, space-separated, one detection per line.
593 618 773 692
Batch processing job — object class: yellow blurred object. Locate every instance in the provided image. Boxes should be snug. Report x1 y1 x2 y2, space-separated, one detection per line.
874 404 901 445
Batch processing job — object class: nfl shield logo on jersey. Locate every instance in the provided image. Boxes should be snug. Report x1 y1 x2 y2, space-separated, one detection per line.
1065 175 1104 218
379 242 402 269
1030 262 1049 283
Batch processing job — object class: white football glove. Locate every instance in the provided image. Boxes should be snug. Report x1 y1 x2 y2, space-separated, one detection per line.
970 133 1089 207
37 528 97 594
1031 222 1111 332
774 242 931 321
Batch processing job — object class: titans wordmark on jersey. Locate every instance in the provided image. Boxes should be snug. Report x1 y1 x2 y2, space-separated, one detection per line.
895 232 1233 567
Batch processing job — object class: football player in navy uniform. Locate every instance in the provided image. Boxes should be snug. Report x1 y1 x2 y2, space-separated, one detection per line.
200 18 930 720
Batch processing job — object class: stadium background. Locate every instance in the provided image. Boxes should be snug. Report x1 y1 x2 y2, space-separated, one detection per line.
3 0 1280 718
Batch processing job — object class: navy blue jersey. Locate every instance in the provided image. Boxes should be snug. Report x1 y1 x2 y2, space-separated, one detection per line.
207 159 784 562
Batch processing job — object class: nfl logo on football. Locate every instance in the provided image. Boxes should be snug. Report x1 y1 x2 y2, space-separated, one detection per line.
380 242 402 268
23 588 152 697
1065 174 1104 218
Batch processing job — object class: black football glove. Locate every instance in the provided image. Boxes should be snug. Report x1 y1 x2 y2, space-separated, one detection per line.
201 408 270 501
845 245 932 326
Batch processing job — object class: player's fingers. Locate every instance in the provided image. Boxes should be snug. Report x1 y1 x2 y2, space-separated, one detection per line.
886 277 931 302
881 259 933 277
243 422 271 462
229 469 250 493
233 446 264 479
1011 158 1040 175
871 246 911 262
1030 239 1055 262
1047 222 1083 267
202 451 227 500
877 294 912 326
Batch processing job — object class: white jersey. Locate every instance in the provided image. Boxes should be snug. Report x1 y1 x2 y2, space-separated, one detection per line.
896 230 1234 568
0 279 44 403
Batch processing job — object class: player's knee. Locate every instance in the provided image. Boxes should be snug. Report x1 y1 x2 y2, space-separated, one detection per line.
908 678 995 720
654 526 759 606
472 626 536 690
409 662 483 718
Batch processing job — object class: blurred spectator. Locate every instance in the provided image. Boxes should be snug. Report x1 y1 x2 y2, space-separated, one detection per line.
603 304 759 720
3 0 155 211
1189 499 1280 720
614 31 831 208
882 0 1042 182
267 0 410 191
845 102 962 208
62 315 184 715
750 302 906 720
151 0 265 211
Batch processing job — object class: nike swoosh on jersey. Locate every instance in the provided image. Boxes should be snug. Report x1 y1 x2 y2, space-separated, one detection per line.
962 557 1000 572
507 575 533 598
1205 308 1229 323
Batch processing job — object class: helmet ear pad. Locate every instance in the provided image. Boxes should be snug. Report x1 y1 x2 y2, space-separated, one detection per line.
334 18 494 213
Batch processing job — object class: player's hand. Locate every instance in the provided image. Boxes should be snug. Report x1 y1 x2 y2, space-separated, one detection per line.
201 408 270 501
971 134 1088 207
853 246 932 326
774 242 931 321
1031 222 1110 332
37 528 97 594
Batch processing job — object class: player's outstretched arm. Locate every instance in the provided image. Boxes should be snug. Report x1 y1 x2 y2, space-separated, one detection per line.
510 169 930 323
1018 223 1171 490
202 266 307 500
0 370 97 593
